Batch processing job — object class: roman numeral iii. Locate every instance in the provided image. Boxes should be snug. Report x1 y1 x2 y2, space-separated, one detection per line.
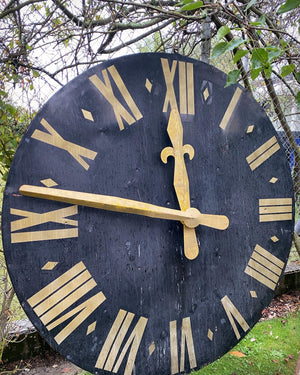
27 262 106 344
95 309 148 375
244 244 284 290
10 205 78 243
89 65 143 131
169 317 197 374
161 58 194 115
259 198 293 222
31 118 97 170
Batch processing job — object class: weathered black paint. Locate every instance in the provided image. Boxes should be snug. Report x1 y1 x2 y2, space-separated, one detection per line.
2 53 294 375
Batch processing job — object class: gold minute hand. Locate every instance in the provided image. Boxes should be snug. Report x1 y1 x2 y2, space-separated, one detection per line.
161 108 199 260
19 185 229 231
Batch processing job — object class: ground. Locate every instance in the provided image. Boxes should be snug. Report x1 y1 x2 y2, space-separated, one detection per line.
1 291 299 375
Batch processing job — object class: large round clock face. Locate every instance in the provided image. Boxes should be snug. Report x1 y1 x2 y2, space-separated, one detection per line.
2 53 294 375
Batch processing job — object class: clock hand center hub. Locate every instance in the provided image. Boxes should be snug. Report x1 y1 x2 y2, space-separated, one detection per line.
183 207 230 230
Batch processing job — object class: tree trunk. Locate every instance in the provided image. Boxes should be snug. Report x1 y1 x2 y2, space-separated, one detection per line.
263 73 300 203
201 17 211 64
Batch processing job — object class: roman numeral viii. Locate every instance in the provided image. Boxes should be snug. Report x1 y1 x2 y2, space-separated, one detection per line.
95 309 148 375
244 244 284 290
10 205 78 243
89 65 143 131
31 118 97 170
27 262 106 344
161 58 194 115
169 317 197 374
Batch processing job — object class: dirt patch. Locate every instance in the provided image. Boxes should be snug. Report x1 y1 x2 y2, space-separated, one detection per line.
1 351 82 374
1 291 299 375
260 290 300 321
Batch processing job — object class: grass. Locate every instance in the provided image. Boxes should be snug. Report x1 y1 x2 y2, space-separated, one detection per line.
77 313 300 375
194 312 300 375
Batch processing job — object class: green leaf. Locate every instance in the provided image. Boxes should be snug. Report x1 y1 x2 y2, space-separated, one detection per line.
250 15 266 26
278 0 300 13
175 0 193 6
280 39 288 48
216 25 231 41
212 39 245 59
264 64 272 79
281 63 295 77
251 67 262 80
296 91 300 107
245 0 258 11
225 69 241 87
233 49 249 63
251 48 268 68
33 70 40 78
0 89 8 98
180 1 203 11
295 72 300 83
267 46 282 62
227 38 245 51
211 42 229 59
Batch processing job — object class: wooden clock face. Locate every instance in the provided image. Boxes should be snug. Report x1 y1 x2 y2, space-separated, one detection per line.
2 53 294 375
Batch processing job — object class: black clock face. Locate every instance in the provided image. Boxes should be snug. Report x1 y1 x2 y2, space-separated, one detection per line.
2 53 294 375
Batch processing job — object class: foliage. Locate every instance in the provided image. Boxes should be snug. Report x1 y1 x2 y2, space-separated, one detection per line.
0 90 30 182
0 90 30 361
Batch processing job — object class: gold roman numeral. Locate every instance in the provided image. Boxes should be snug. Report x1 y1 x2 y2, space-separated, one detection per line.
246 136 280 171
259 198 293 222
27 262 106 344
244 244 284 290
161 58 194 115
31 118 97 170
89 65 143 131
221 295 250 340
169 317 197 374
10 205 78 243
95 309 148 375
219 87 242 130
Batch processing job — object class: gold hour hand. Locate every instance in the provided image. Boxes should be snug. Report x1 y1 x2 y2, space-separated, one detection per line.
161 108 199 260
